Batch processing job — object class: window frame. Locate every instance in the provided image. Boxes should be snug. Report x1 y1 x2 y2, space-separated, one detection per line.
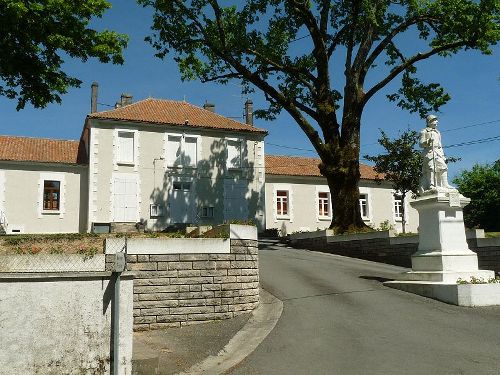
43 180 61 212
200 206 215 218
150 204 165 218
359 193 370 220
393 193 404 222
317 191 331 220
276 190 289 218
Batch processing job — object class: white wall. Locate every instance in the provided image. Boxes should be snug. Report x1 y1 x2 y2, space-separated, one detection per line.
88 120 266 231
0 272 133 375
0 162 87 234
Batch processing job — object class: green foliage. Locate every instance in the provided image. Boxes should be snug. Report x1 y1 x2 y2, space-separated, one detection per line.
365 129 422 197
456 276 500 284
377 220 394 232
0 0 128 110
365 129 422 233
3 233 94 246
453 161 500 231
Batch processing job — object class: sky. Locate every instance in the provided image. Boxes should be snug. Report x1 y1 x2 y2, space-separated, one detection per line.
0 1 498 180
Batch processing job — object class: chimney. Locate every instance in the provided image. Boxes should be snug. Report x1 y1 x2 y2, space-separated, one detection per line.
121 93 133 107
203 102 215 112
90 82 98 113
244 99 253 126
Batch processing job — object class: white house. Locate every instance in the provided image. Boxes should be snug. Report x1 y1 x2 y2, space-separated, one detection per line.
0 97 267 234
264 155 419 235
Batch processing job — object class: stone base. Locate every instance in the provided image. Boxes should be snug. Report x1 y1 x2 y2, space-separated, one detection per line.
384 280 500 306
399 269 495 283
411 250 481 272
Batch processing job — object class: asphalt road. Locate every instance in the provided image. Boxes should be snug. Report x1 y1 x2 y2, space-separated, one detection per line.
227 242 500 375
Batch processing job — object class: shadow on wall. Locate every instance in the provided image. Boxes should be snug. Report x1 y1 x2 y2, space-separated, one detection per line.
145 138 261 231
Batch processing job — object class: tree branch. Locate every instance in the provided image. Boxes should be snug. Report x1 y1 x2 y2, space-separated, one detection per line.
363 41 467 105
360 15 438 83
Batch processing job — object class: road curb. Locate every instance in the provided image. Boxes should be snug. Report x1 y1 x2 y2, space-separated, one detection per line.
176 288 283 375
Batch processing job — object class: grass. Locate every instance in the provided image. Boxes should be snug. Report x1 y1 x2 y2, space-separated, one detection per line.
485 232 500 238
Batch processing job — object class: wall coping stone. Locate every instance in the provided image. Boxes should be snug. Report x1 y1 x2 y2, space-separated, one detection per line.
229 225 257 241
326 230 391 243
106 238 230 255
389 235 419 245
0 271 135 280
289 229 333 241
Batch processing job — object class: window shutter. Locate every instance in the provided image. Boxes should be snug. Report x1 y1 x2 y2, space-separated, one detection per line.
118 132 134 163
167 136 182 167
183 137 198 167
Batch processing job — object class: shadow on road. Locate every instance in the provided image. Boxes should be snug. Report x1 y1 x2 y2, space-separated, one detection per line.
359 275 394 283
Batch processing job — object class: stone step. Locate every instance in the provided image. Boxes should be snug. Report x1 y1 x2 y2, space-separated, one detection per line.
111 222 139 234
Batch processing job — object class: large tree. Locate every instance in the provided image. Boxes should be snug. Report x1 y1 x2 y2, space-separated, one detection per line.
139 0 500 232
364 129 421 233
0 0 128 110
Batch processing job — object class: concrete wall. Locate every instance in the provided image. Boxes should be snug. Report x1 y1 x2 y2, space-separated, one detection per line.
105 225 260 331
87 120 265 232
0 272 133 375
0 162 87 234
265 175 419 235
289 230 500 273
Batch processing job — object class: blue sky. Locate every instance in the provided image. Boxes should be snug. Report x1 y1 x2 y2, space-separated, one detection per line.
0 1 498 179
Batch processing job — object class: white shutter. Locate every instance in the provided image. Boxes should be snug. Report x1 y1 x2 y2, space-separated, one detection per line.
184 137 197 167
167 136 182 167
227 140 241 169
118 132 134 164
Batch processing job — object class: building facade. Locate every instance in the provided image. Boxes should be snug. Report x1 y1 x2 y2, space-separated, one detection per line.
264 155 419 235
0 98 266 234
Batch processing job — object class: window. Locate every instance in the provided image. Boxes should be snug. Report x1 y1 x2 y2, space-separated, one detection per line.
167 135 198 168
276 190 288 216
117 131 135 164
227 140 242 169
359 194 369 219
318 192 330 218
173 181 191 191
43 180 60 211
150 204 165 218
394 194 403 220
200 206 214 218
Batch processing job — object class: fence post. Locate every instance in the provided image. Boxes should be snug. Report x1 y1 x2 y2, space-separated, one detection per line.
112 236 127 374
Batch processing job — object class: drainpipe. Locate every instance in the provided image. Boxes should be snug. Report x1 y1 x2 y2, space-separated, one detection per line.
113 237 127 374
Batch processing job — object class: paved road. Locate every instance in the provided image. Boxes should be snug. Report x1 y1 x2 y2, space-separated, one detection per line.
227 242 500 375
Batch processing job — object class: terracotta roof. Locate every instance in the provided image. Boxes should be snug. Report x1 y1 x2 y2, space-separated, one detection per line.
88 98 267 134
0 136 86 165
265 155 380 180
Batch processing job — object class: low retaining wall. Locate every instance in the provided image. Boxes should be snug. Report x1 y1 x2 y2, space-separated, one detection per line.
289 230 500 273
0 272 133 375
105 225 260 331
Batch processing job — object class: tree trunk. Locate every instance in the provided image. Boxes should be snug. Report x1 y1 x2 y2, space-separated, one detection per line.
318 115 369 233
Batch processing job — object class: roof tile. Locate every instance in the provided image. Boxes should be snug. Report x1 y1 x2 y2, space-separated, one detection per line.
265 155 380 180
88 98 267 134
0 136 86 165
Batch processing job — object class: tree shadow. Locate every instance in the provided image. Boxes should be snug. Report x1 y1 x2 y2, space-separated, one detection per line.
143 134 263 231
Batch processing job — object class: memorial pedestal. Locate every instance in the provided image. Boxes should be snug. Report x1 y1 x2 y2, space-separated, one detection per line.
385 189 498 306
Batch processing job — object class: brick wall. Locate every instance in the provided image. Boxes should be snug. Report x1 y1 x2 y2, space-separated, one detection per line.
106 238 259 331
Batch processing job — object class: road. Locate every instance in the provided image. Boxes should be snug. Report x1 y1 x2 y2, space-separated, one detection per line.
227 241 500 375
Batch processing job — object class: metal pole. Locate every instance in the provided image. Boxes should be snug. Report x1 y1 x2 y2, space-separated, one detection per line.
113 237 127 374
113 270 120 375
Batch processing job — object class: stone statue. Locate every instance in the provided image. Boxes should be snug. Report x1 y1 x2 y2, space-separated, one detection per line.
419 114 454 193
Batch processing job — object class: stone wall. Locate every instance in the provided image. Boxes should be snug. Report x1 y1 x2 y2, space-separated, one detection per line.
290 230 500 273
105 225 260 331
